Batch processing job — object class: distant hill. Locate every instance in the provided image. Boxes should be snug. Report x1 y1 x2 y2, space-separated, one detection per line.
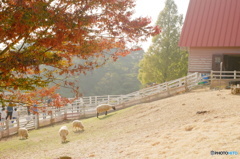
56 49 144 97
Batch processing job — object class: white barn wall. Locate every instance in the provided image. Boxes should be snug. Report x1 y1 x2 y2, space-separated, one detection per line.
188 47 240 73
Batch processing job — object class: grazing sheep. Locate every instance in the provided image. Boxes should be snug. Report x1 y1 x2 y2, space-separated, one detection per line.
59 126 69 143
18 128 28 140
96 104 116 118
72 120 84 132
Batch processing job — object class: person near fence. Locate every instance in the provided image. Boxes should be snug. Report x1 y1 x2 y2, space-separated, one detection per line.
46 106 52 115
41 105 47 119
27 105 31 115
12 108 18 123
47 97 52 106
32 104 38 115
1 108 7 126
6 102 16 120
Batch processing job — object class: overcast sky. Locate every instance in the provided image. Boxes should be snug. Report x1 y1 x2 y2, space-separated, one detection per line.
134 0 190 51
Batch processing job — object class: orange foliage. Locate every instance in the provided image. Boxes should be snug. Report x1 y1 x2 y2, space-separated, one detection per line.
13 86 74 108
0 0 160 105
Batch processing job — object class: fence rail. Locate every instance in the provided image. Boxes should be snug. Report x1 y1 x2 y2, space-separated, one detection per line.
210 70 240 79
0 72 203 139
71 72 202 107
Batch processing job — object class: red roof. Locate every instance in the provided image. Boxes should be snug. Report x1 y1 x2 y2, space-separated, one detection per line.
179 0 240 47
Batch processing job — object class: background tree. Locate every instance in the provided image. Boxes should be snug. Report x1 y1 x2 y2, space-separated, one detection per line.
78 49 143 96
138 0 188 86
0 0 159 105
56 49 143 97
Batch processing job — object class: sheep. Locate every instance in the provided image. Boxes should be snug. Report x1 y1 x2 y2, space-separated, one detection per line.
59 126 69 143
18 128 28 140
72 120 84 132
96 104 116 118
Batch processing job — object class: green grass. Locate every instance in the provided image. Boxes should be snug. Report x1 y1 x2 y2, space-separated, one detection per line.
0 105 136 158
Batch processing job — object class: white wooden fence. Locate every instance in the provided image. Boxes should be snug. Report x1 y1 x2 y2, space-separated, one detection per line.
71 72 203 107
209 70 240 88
0 72 204 139
210 70 240 79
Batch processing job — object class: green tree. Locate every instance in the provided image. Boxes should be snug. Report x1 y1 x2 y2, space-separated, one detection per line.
138 0 188 86
56 50 143 97
91 50 142 96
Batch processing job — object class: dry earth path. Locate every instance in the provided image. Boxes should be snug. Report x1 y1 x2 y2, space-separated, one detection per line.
0 87 240 159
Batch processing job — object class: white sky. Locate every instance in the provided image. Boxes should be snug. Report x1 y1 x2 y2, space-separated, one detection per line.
134 0 190 51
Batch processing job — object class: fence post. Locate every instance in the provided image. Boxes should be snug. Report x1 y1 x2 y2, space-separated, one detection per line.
34 114 39 129
17 117 20 130
0 122 3 139
167 82 170 95
198 73 201 83
157 85 160 92
6 120 9 136
50 113 54 126
83 104 86 118
234 70 236 79
107 95 110 104
219 62 223 88
185 76 188 91
210 70 213 79
179 79 182 87
89 96 92 105
117 97 120 104
210 70 213 88
64 106 67 120
95 96 97 106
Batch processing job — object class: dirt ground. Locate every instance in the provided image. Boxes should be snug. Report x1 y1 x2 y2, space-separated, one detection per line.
1 87 240 159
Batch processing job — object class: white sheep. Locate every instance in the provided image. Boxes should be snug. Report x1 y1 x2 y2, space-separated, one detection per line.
18 128 28 140
72 120 84 132
59 125 69 143
96 104 116 118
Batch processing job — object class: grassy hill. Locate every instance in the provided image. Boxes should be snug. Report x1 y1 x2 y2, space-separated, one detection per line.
0 87 240 159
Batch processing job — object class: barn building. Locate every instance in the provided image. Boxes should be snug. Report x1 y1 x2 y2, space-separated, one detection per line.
179 0 240 75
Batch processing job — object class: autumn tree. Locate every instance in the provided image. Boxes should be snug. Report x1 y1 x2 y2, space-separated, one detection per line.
62 49 143 97
0 0 159 105
138 0 187 86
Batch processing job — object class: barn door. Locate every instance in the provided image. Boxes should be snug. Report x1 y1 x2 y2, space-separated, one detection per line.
212 54 223 71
